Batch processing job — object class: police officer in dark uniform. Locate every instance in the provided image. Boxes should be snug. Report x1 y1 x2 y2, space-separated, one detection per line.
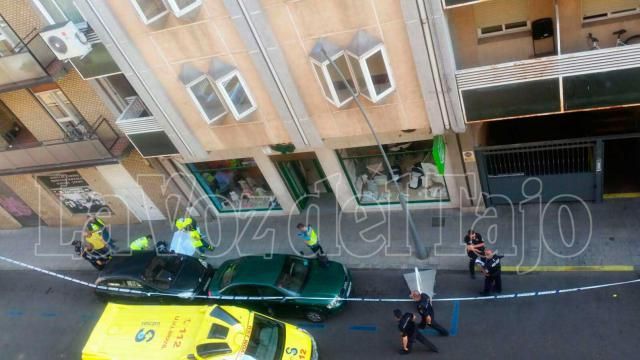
476 249 504 295
393 309 438 354
410 290 449 336
464 229 485 279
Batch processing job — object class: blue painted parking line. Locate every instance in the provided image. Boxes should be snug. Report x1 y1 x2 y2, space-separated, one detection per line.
6 309 24 317
40 312 57 318
449 301 460 336
349 325 377 332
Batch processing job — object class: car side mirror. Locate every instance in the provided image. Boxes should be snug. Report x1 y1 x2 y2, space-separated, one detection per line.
187 354 196 360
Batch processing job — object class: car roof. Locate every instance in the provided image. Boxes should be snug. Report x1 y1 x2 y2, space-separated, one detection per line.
224 254 289 287
98 251 183 280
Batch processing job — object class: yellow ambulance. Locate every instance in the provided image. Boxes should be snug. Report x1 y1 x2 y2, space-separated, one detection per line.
82 303 318 360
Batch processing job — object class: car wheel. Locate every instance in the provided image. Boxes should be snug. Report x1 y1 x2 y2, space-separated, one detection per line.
304 309 326 323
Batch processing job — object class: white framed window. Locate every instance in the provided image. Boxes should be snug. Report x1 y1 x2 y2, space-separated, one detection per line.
130 0 169 25
166 0 203 18
214 71 257 121
309 40 356 108
311 51 356 107
582 0 640 23
186 75 227 124
346 31 395 103
33 88 88 138
32 0 84 25
474 0 530 38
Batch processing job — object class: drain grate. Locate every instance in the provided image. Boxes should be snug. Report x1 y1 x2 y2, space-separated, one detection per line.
431 217 445 227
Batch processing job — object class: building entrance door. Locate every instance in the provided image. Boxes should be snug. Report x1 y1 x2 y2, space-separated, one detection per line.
603 138 640 199
272 152 332 210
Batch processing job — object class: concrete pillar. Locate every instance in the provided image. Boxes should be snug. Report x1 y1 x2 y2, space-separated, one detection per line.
250 148 299 216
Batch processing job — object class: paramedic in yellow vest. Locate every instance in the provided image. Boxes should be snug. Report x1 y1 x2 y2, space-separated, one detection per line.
129 235 152 251
86 214 116 250
84 231 107 251
176 217 214 253
297 223 324 255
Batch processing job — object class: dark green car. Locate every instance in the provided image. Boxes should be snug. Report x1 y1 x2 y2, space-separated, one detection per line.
208 254 352 322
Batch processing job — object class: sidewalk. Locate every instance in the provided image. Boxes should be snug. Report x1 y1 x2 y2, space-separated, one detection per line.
1 199 639 272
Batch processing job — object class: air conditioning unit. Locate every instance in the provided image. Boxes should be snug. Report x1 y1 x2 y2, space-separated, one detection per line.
40 22 92 60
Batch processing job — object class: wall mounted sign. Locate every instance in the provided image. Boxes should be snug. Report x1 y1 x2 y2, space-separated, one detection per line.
37 171 111 214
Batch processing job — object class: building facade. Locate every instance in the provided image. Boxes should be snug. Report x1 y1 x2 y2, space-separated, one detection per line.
66 0 474 219
4 0 635 229
438 0 640 205
0 0 186 229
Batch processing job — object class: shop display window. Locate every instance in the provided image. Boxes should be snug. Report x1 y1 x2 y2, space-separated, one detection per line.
188 158 281 212
337 141 449 205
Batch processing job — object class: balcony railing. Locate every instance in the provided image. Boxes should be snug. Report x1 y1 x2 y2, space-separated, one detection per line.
115 96 179 157
0 117 127 175
456 44 640 90
0 21 63 93
456 44 640 122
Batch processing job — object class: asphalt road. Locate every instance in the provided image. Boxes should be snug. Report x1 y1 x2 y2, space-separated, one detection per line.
0 268 638 359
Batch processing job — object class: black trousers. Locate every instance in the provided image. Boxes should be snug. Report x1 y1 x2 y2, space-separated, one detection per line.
309 244 324 254
407 332 439 353
484 271 502 293
420 316 449 336
468 255 477 277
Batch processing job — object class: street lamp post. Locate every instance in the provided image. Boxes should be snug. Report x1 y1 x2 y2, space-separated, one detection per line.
321 48 428 260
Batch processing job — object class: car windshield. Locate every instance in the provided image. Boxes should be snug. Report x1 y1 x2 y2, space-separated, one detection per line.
244 314 284 360
143 255 182 289
276 256 309 293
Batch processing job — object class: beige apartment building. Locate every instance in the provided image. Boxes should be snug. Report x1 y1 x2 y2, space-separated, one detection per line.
0 0 185 229
58 0 474 219
441 0 640 205
8 0 633 227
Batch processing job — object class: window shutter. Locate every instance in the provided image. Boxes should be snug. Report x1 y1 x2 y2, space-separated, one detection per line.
582 0 639 17
474 0 529 28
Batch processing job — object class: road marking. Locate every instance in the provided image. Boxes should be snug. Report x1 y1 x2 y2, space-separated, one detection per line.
603 192 640 199
6 309 23 317
40 312 57 317
502 265 634 272
449 301 459 336
349 325 377 332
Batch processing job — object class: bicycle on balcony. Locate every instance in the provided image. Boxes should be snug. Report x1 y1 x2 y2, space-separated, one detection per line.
588 29 640 50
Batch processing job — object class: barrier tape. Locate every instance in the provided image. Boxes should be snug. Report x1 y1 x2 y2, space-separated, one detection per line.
1 254 639 303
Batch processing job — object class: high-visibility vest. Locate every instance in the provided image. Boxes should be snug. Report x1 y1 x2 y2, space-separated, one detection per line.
307 228 318 246
86 232 106 250
176 217 194 231
130 236 149 251
189 230 203 248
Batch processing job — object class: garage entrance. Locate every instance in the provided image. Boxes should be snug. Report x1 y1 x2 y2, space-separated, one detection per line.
476 140 599 206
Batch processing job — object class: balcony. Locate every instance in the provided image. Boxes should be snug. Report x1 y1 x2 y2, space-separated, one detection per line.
456 43 640 122
115 96 179 157
0 117 129 175
0 18 63 93
445 0 640 122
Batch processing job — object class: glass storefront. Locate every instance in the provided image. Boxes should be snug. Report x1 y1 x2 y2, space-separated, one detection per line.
337 141 449 205
187 158 281 212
